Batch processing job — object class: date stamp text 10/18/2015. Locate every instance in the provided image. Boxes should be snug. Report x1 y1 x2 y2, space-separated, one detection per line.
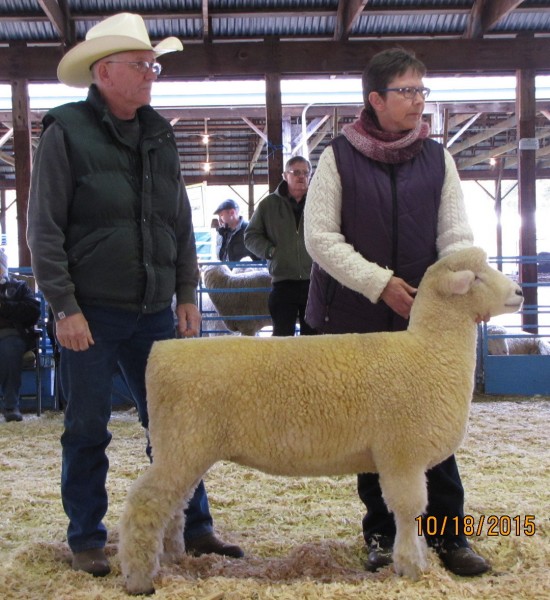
415 515 537 537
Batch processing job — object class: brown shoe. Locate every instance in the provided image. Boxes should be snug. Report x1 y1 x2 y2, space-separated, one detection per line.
364 536 393 572
438 546 490 576
186 533 244 558
71 548 111 577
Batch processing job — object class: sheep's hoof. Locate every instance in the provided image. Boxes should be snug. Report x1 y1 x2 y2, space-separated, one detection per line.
125 575 155 596
160 552 182 565
393 554 426 581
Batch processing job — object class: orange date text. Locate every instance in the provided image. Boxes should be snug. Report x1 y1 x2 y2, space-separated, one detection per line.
415 515 537 537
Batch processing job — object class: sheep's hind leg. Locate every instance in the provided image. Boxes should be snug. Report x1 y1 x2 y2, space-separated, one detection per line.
118 465 202 595
379 467 428 580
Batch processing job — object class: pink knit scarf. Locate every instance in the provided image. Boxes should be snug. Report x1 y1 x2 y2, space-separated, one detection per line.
342 108 430 164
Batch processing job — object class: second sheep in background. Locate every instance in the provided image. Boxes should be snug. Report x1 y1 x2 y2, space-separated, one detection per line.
200 264 272 336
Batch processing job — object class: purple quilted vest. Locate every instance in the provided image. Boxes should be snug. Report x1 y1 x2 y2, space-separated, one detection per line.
306 135 445 334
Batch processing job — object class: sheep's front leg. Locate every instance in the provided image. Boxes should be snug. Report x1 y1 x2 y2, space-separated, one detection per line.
161 478 201 563
118 465 199 595
379 467 428 580
161 501 186 564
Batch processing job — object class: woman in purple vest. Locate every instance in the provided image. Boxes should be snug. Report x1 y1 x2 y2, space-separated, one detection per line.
304 48 489 577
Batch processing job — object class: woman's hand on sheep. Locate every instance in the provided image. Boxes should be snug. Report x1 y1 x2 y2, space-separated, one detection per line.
176 303 202 338
380 276 417 320
475 313 491 324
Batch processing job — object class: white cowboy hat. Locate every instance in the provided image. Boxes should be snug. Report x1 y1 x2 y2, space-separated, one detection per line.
57 12 183 88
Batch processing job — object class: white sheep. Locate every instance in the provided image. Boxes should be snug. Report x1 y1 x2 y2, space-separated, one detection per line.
486 323 550 355
200 264 272 336
119 247 523 595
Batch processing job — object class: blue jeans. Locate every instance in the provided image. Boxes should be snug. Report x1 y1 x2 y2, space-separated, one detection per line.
60 305 213 553
0 334 26 411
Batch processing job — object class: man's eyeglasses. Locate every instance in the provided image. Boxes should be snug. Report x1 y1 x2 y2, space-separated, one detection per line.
105 61 162 76
377 86 431 100
286 169 311 177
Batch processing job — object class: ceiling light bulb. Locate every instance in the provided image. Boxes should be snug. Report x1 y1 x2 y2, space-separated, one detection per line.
202 134 209 144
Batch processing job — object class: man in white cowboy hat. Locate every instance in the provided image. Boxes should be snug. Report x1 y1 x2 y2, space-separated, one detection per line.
27 13 243 578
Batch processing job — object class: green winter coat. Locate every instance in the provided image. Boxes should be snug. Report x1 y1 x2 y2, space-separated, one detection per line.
244 181 312 283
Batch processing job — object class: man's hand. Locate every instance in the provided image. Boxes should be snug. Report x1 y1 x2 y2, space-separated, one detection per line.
55 313 94 351
380 276 418 320
176 303 201 338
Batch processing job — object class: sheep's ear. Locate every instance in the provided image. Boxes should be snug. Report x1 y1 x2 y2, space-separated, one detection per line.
445 270 476 295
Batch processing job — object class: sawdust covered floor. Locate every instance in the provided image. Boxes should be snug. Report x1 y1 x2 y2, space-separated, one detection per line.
0 396 548 600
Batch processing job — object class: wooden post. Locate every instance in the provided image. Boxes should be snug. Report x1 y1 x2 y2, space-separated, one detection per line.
265 72 283 193
516 68 538 333
11 77 32 267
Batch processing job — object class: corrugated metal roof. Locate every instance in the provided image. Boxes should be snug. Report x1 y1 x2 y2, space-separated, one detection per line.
492 10 550 34
3 1 550 45
213 15 336 37
0 0 549 188
1 0 41 12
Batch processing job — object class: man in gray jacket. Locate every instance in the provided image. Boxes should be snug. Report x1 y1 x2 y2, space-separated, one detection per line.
244 156 316 336
27 12 242 579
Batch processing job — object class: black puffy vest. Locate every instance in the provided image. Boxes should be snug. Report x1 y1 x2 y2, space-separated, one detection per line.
43 86 182 313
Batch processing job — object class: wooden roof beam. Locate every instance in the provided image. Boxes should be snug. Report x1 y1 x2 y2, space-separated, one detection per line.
38 0 74 47
464 0 524 39
308 118 333 155
458 128 550 169
292 115 330 155
334 0 369 41
446 113 482 148
0 151 15 166
3 38 549 82
249 135 266 174
201 0 210 42
448 113 517 156
0 128 13 149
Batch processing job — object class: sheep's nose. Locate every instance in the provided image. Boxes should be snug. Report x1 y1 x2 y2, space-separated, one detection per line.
516 288 523 297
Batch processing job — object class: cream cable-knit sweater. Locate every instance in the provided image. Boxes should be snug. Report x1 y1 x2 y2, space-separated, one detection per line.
304 145 474 304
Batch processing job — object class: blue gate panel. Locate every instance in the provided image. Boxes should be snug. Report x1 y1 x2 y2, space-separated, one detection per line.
484 355 550 395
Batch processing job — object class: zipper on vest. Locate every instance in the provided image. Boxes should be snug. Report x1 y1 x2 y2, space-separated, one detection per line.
390 164 398 272
323 275 338 322
389 164 399 331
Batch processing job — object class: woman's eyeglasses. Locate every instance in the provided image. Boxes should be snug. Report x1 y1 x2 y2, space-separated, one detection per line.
377 86 430 100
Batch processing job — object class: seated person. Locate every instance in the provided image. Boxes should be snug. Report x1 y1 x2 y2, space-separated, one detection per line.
0 250 41 422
